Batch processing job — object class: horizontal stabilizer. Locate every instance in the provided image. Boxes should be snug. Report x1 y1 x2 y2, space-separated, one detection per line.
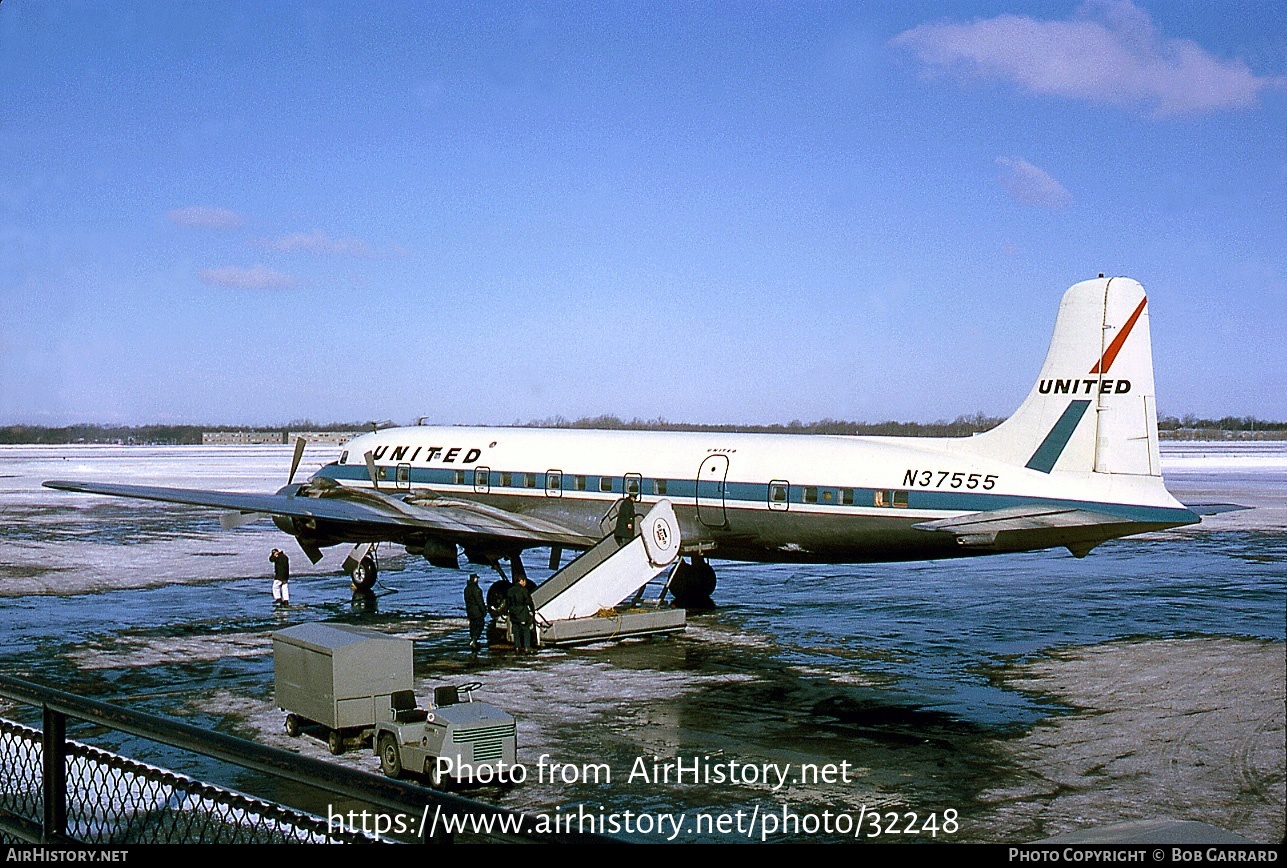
913 505 1134 552
1181 502 1250 516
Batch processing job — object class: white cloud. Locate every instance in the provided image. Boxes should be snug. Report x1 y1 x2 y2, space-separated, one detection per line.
198 265 298 290
892 0 1283 116
255 231 371 256
168 206 244 229
996 157 1072 209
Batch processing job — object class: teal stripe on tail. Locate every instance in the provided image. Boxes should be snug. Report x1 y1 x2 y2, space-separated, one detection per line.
1026 400 1091 473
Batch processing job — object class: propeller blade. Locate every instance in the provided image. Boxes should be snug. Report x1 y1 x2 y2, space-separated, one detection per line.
364 451 380 490
287 437 306 486
219 510 262 531
342 542 373 576
298 539 324 564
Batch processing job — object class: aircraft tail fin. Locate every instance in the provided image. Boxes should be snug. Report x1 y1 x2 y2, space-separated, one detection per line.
960 276 1161 476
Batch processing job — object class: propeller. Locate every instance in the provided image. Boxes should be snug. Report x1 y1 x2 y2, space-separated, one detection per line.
287 435 306 486
299 539 324 564
219 437 308 531
364 450 380 490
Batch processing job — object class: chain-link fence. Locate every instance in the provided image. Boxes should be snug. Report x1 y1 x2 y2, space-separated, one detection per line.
0 719 43 829
1 718 368 844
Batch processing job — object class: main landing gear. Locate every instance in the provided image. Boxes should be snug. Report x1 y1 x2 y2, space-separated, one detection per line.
666 555 717 610
350 552 378 591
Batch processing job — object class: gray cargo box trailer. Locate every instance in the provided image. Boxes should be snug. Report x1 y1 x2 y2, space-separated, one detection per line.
273 622 413 753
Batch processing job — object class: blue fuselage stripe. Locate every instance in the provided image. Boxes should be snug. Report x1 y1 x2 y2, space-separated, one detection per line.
312 464 1194 526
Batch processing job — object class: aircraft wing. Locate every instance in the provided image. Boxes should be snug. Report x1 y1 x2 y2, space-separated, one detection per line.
42 480 598 549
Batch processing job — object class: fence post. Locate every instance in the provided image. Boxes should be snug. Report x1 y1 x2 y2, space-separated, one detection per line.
41 705 67 841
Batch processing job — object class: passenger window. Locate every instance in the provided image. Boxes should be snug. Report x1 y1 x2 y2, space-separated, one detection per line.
377 466 387 481
500 472 512 487
654 479 668 496
841 488 854 505
874 490 888 507
770 483 788 503
574 475 586 491
599 477 613 492
625 476 640 497
821 489 833 503
523 473 537 488
547 471 562 490
892 490 909 508
475 468 488 488
803 486 818 504
453 470 465 485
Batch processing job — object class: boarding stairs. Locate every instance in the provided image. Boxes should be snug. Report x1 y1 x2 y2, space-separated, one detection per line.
520 499 686 646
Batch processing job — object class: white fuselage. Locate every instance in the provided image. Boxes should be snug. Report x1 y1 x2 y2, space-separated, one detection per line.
311 425 1192 563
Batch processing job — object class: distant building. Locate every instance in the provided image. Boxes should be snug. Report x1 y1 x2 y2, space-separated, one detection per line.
202 431 287 445
287 430 364 445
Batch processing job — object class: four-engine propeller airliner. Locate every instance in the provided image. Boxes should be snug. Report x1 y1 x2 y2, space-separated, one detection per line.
46 276 1199 607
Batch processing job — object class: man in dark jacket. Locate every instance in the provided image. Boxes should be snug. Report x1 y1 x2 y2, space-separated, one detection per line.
506 574 537 655
269 548 289 606
464 573 487 654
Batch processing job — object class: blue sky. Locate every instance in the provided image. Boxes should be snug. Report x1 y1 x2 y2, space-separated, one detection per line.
2 1 1283 426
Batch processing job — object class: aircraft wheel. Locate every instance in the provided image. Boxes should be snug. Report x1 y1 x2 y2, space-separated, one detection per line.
669 558 717 610
284 714 301 737
693 557 717 598
378 735 403 779
351 555 377 591
327 729 345 755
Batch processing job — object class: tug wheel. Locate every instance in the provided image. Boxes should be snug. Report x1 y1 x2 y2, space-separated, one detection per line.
327 729 345 755
351 555 377 591
284 714 301 737
378 735 403 779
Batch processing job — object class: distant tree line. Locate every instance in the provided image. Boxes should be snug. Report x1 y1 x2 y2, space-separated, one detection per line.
1156 415 1287 432
0 425 207 445
2 414 1283 444
0 421 369 445
522 414 1287 439
519 414 1008 437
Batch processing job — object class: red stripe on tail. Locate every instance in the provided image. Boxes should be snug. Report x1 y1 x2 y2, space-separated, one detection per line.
1091 296 1147 375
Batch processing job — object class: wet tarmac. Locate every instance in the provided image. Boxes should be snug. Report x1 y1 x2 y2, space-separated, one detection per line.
1 442 1283 842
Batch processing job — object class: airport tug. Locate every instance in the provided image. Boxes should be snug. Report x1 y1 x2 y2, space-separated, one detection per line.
373 682 517 788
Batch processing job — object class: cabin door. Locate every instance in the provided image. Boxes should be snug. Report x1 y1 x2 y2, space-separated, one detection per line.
696 454 729 528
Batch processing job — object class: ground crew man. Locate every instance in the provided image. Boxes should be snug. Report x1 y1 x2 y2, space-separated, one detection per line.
269 548 290 606
506 574 537 655
464 573 487 654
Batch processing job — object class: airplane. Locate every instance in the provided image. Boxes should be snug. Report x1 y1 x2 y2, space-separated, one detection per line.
45 276 1199 609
